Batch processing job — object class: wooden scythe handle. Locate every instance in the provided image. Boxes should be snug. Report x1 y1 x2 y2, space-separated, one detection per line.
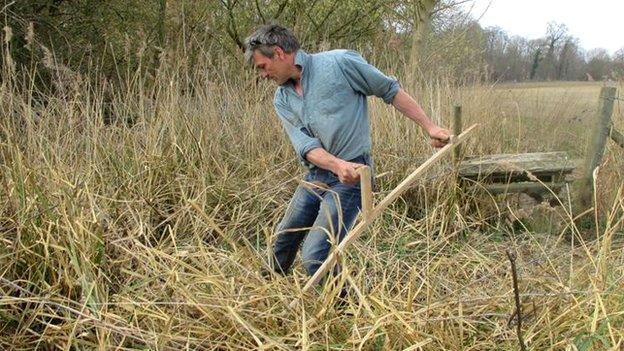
289 124 479 309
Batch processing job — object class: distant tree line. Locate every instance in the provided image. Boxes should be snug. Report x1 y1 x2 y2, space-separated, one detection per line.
473 22 624 82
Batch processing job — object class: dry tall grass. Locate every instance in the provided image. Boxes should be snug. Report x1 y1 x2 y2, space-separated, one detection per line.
1 48 623 350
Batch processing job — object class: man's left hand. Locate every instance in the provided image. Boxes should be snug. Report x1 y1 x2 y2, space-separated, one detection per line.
428 127 451 148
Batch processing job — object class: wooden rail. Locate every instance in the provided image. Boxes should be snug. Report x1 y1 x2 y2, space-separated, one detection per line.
611 127 624 149
457 151 577 201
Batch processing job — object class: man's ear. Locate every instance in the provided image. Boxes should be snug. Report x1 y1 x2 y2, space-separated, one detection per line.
273 46 285 59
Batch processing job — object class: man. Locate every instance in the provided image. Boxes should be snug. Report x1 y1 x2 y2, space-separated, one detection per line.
245 25 450 288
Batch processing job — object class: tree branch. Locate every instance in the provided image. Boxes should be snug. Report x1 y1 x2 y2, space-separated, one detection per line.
506 250 527 351
254 0 266 23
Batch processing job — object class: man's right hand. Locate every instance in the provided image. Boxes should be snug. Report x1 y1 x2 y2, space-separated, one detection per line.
331 159 363 185
305 147 363 185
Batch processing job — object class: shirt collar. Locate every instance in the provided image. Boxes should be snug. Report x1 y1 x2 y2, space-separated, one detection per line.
294 49 310 72
281 49 309 89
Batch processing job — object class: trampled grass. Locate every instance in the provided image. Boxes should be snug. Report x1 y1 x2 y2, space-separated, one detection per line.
1 55 623 350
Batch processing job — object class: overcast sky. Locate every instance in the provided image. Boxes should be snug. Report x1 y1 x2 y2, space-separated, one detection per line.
461 0 623 55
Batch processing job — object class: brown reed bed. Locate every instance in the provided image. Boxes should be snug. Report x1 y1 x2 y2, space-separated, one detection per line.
0 52 623 350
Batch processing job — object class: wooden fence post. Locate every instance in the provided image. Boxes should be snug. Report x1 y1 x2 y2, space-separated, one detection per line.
453 105 463 162
578 86 617 209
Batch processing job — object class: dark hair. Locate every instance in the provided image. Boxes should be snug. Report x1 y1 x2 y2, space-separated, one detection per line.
244 24 300 64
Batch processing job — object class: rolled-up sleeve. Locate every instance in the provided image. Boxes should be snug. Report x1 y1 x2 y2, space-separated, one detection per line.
337 50 400 104
274 96 323 166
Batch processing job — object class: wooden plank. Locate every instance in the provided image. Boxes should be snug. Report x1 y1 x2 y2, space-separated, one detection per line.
578 87 617 209
358 166 373 222
458 151 576 180
480 181 566 195
288 124 479 309
611 127 624 149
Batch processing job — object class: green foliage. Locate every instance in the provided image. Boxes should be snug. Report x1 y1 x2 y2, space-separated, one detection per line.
4 1 158 76
2 0 396 82
573 321 612 351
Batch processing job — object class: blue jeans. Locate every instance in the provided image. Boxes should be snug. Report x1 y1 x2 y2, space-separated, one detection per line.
270 155 373 278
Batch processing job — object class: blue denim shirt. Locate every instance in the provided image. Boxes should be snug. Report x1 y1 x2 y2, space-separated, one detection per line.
273 49 400 168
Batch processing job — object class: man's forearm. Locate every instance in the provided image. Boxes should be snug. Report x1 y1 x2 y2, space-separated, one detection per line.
391 88 436 133
304 147 341 172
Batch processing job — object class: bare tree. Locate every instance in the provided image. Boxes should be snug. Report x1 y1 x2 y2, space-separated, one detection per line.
586 48 612 80
483 26 509 80
542 22 568 80
613 48 624 79
408 0 438 68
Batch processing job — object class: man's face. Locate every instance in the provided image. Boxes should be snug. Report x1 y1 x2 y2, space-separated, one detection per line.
252 48 291 85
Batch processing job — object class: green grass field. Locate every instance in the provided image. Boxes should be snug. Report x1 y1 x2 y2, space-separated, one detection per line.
1 73 623 350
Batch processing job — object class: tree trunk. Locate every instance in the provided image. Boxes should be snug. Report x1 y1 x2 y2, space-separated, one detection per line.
556 40 571 80
530 48 542 80
408 0 437 72
152 0 167 75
